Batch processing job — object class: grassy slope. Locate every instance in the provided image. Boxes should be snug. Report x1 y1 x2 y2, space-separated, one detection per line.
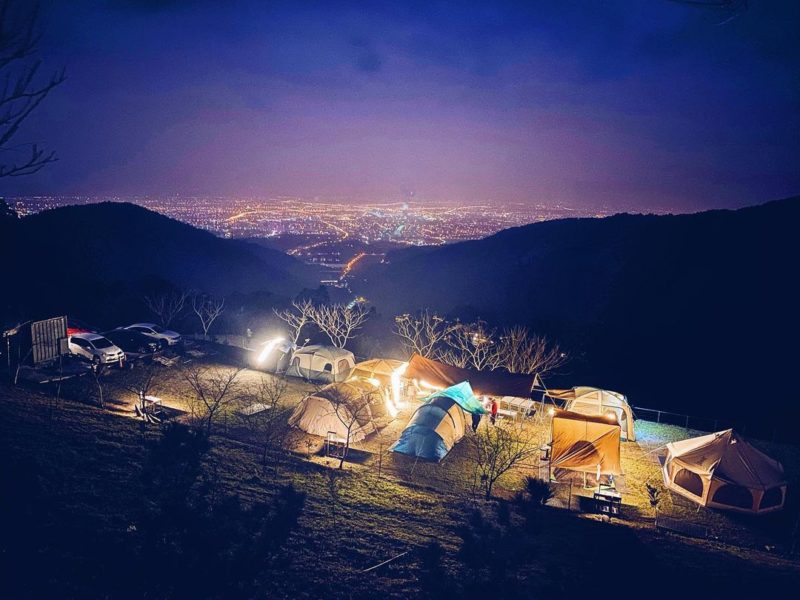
2 382 799 598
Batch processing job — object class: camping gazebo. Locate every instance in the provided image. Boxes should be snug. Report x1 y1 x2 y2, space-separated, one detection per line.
662 429 786 514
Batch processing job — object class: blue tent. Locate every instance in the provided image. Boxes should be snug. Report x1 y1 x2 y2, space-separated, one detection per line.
391 383 473 461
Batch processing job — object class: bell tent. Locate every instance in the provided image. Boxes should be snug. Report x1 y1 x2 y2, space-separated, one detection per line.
391 383 475 462
662 429 786 514
550 409 622 479
547 387 636 441
285 345 355 383
288 380 385 443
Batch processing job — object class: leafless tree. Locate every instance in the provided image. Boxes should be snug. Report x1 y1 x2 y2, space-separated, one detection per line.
323 384 377 469
309 302 369 348
393 310 456 359
0 1 65 178
182 365 243 436
440 320 497 370
471 422 540 499
240 375 294 466
143 290 188 328
273 298 314 346
494 326 566 376
191 293 225 339
115 362 161 420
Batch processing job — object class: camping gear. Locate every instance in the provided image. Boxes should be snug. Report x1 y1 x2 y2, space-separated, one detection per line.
550 409 622 478
662 429 786 514
285 345 355 383
546 387 636 441
288 380 384 442
391 395 468 461
404 353 536 398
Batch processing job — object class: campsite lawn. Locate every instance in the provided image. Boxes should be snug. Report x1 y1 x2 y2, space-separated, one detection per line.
2 358 799 597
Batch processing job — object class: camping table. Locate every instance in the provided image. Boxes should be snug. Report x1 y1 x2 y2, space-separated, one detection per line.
496 408 519 422
143 395 163 417
593 490 622 517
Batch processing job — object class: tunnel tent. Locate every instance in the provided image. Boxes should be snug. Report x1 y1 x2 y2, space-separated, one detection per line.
423 381 488 415
390 395 468 462
285 345 355 383
662 429 786 514
288 380 384 443
546 387 636 441
405 353 536 398
550 409 622 478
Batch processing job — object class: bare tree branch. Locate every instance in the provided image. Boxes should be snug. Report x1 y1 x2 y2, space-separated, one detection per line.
309 302 369 348
191 293 225 338
143 290 188 328
181 365 243 436
273 299 314 346
494 326 566 376
0 1 65 178
393 310 456 359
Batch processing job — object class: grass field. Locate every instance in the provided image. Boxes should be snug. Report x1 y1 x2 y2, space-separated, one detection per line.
2 356 799 598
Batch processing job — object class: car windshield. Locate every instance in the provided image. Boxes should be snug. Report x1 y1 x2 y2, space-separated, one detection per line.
92 337 114 349
151 325 165 333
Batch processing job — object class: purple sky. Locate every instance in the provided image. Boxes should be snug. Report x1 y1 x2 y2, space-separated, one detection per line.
1 0 798 211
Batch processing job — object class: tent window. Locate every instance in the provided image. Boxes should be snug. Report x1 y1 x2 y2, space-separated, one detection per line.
292 357 300 367
337 359 350 374
674 468 703 497
323 363 332 372
712 484 753 509
759 487 783 510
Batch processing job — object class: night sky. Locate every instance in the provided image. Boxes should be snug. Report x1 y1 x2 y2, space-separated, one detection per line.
2 0 799 211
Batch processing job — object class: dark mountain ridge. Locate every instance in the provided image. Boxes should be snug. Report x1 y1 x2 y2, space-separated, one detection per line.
357 198 800 427
0 202 319 327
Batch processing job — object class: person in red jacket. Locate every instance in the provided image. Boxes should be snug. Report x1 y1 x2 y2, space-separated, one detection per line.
490 399 498 425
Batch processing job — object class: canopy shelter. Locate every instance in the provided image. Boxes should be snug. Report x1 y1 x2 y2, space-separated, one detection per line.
285 345 355 383
391 394 468 462
288 379 385 443
423 382 488 415
546 387 636 441
662 429 786 514
350 358 406 387
550 409 622 478
404 354 536 399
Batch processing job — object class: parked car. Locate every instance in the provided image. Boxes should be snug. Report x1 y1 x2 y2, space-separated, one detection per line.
68 333 126 365
125 323 182 346
102 328 164 359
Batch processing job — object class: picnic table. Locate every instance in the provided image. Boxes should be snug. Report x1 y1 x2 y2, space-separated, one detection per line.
239 402 272 417
499 396 537 418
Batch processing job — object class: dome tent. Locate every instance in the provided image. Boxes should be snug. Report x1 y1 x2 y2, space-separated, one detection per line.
285 345 355 383
546 387 636 441
662 429 786 514
390 383 474 462
288 380 385 443
550 409 623 478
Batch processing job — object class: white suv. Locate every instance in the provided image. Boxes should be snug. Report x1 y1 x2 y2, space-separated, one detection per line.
125 323 182 346
68 333 126 365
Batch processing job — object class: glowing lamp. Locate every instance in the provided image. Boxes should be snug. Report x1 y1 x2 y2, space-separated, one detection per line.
257 337 284 364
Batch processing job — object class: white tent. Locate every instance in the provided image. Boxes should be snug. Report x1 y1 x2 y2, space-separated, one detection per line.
288 380 384 442
285 345 355 383
662 429 786 514
547 387 636 441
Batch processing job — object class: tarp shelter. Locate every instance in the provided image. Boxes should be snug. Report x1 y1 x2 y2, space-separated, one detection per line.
404 353 536 398
550 410 622 477
288 380 385 442
662 429 786 514
546 387 636 441
423 382 487 415
285 345 355 383
350 358 406 387
391 394 468 462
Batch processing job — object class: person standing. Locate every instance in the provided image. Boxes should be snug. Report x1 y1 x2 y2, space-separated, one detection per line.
471 412 482 432
490 399 498 425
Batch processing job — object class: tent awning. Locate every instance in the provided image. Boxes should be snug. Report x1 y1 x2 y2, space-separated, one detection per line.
423 381 488 415
405 354 536 398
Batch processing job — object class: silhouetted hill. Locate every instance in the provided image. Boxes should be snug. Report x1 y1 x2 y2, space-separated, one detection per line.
357 198 800 426
0 202 319 326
